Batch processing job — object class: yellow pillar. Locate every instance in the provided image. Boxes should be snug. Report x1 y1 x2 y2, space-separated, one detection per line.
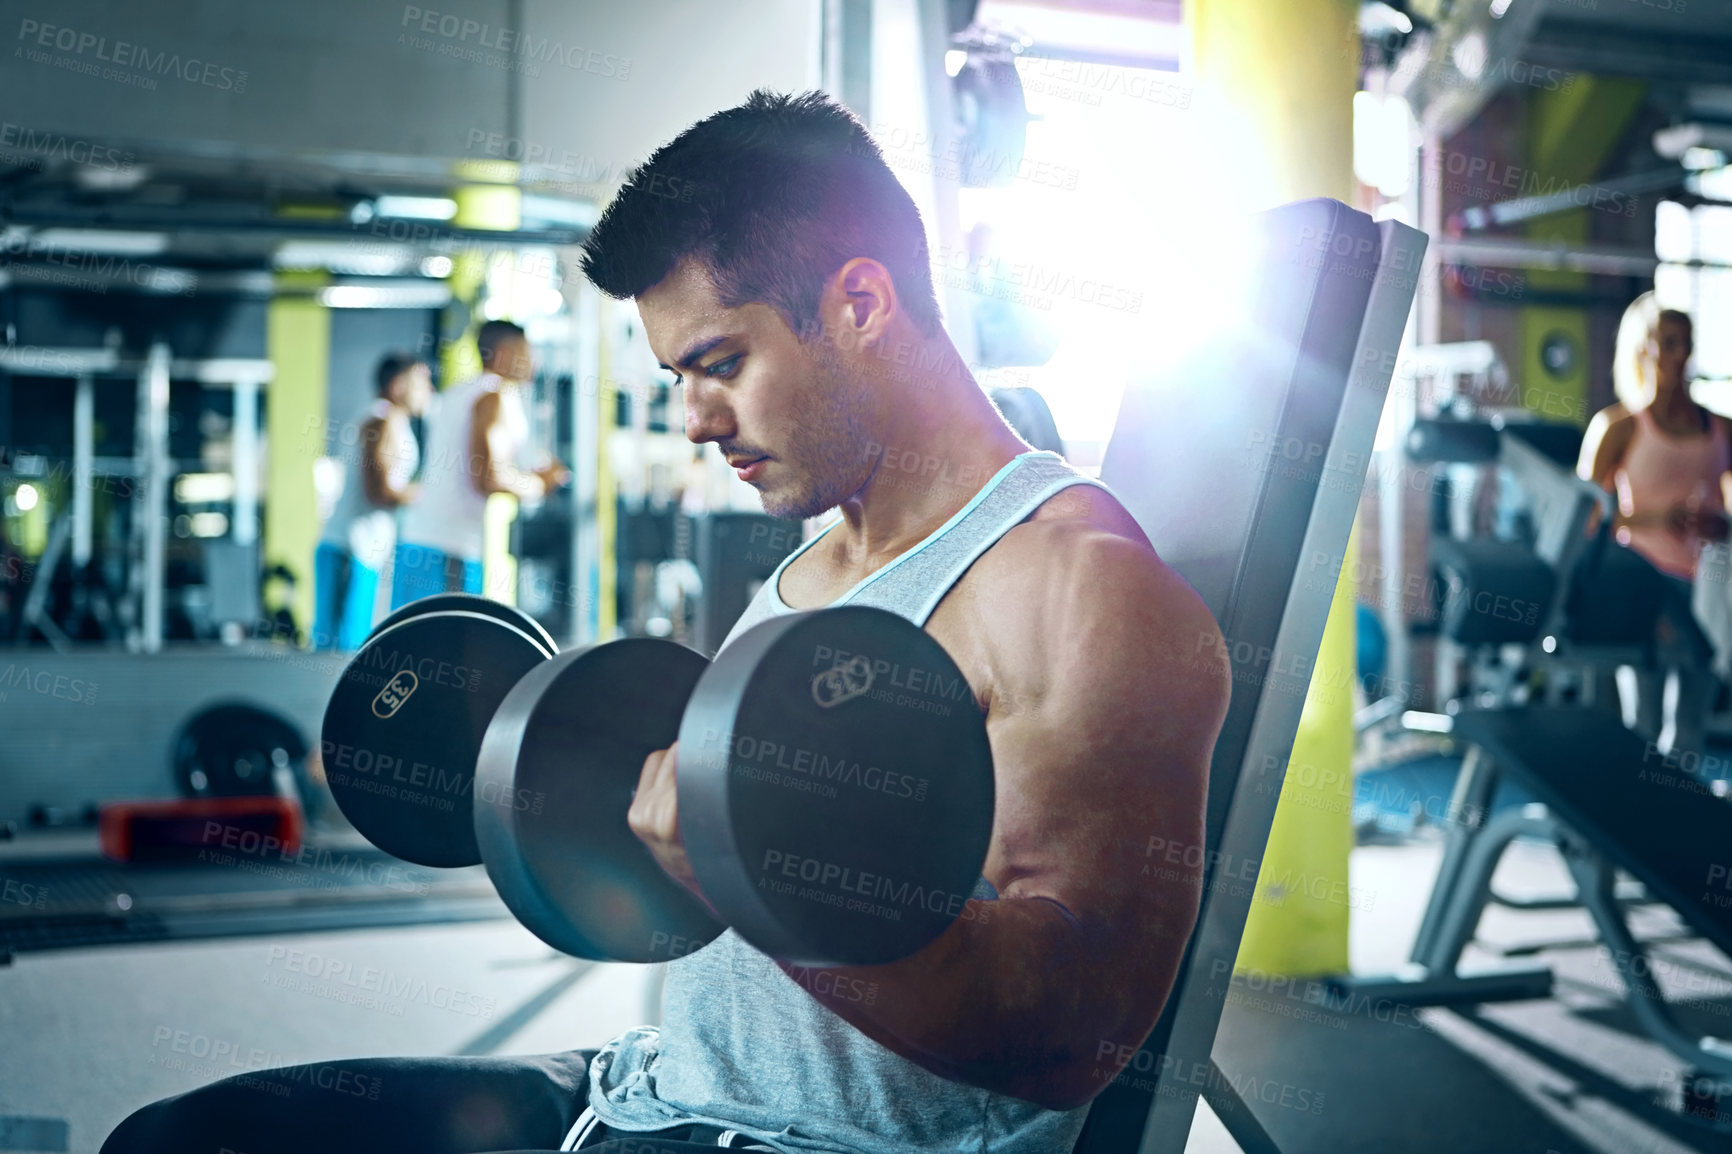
1237 524 1361 975
448 167 524 605
1187 0 1356 207
1187 0 1360 976
266 272 330 644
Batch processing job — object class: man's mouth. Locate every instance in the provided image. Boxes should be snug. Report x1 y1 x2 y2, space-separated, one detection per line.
729 455 769 482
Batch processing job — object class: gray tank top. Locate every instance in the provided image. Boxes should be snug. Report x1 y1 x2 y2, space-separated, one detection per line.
583 451 1110 1154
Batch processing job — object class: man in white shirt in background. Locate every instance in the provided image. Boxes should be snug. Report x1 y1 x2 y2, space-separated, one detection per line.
312 351 430 649
393 320 569 609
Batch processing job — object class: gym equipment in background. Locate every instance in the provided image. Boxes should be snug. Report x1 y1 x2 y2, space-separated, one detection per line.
1339 706 1732 1107
173 702 309 802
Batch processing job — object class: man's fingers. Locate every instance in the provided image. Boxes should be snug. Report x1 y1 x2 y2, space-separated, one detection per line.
638 746 671 795
627 749 663 834
628 746 680 842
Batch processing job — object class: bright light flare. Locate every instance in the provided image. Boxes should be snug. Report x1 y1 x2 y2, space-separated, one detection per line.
1354 91 1415 198
944 56 1271 449
1452 32 1487 82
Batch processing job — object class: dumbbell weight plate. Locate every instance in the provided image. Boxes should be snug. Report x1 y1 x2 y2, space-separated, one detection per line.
679 607 995 968
476 639 725 961
371 594 557 658
322 610 550 867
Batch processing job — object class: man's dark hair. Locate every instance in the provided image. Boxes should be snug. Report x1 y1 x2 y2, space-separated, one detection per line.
373 351 427 396
581 89 942 339
477 320 527 369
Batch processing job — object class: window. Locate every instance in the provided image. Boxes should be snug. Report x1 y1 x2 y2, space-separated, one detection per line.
1655 200 1732 380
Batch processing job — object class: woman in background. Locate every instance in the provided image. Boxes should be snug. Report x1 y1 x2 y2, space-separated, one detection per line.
1579 294 1729 578
1578 294 1728 752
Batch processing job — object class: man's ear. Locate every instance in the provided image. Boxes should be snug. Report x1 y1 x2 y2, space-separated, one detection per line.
824 258 899 348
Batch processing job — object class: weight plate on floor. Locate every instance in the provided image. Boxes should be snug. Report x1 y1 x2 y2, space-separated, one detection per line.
476 638 726 961
372 594 557 657
174 703 308 799
322 610 550 866
679 607 995 967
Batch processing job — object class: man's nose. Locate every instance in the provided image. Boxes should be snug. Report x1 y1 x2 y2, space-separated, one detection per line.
685 385 732 444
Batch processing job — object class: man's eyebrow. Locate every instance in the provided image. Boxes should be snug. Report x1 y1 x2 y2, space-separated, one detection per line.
658 334 734 373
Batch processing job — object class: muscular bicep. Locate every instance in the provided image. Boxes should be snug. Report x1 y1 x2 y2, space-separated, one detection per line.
984 699 1207 941
980 537 1225 963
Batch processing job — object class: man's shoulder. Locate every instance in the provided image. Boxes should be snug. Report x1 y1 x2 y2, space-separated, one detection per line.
470 387 504 420
999 481 1157 581
951 480 1227 731
970 482 1206 635
1022 478 1144 537
436 374 497 405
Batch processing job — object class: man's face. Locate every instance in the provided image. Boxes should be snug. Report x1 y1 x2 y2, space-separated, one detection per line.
393 363 434 416
638 259 872 520
488 334 535 384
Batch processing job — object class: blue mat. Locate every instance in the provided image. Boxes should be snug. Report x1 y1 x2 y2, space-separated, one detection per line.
1353 753 1539 841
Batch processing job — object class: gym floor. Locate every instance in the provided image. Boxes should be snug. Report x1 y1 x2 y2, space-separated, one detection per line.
3 838 1728 1153
1207 840 1732 1154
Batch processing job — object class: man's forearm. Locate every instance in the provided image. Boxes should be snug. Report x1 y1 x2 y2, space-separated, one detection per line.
774 895 1123 1109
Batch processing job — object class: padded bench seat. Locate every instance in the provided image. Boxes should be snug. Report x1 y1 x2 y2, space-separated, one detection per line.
1451 706 1732 959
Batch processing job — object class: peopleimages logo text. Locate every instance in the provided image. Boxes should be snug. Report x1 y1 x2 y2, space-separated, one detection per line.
16 20 249 92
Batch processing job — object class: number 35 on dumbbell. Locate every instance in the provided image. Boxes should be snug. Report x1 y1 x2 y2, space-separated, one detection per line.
320 595 995 968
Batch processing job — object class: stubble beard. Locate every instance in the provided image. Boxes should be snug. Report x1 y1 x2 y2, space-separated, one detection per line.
757 360 873 522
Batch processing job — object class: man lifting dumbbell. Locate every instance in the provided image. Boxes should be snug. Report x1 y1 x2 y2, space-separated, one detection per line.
102 90 1229 1154
314 595 997 967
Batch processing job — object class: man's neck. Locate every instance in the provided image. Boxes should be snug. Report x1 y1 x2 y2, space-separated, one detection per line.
830 370 1026 564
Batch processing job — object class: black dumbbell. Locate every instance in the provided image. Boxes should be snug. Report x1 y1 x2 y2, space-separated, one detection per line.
323 610 550 866
370 593 558 657
321 607 994 967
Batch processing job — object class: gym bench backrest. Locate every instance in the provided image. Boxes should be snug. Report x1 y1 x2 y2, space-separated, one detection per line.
1075 200 1426 1153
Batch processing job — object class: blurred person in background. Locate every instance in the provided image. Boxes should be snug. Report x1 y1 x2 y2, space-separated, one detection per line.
392 320 568 609
1579 294 1729 580
1579 293 1729 750
312 351 430 650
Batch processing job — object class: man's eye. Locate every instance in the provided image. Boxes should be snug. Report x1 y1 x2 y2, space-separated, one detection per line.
707 355 742 379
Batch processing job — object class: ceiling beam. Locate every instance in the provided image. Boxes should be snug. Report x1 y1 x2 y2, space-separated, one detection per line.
1525 21 1732 85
